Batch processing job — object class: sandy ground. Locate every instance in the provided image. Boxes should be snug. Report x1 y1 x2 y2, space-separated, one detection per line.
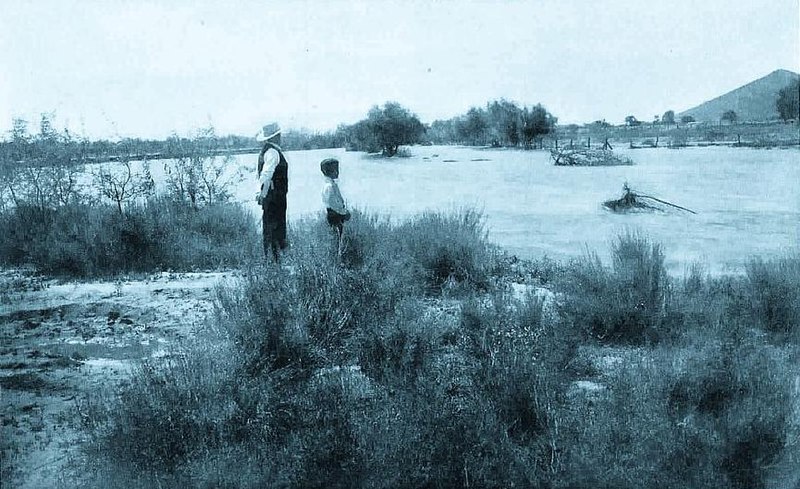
0 268 232 489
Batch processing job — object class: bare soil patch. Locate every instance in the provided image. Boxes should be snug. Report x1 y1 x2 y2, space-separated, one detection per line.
0 268 232 488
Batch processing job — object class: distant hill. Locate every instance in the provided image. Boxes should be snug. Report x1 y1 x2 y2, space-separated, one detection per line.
679 69 799 122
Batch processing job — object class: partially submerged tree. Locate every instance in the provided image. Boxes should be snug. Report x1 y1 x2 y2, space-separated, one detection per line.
520 104 557 148
456 107 490 146
365 102 426 156
487 99 522 146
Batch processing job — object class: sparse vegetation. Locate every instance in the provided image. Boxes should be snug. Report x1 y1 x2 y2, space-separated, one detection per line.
0 197 257 277
0 122 256 277
76 214 800 488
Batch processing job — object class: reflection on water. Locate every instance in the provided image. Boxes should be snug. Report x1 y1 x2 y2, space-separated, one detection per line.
232 145 798 275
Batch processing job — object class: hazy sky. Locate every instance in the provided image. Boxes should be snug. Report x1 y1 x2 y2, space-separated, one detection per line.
1 0 798 139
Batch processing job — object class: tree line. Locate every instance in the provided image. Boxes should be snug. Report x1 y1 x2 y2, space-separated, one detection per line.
1 99 557 163
4 78 796 165
281 99 558 156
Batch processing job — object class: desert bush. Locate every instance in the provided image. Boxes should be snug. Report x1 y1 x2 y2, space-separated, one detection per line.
82 210 579 488
746 256 800 338
302 207 492 295
215 266 316 380
353 291 572 488
0 433 21 489
81 219 800 489
557 231 671 344
561 334 799 489
0 197 257 276
398 208 492 292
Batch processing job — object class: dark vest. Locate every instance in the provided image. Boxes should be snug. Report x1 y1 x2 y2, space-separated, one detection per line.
258 142 288 195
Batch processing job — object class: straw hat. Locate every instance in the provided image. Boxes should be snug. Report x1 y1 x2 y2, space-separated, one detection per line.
256 123 281 142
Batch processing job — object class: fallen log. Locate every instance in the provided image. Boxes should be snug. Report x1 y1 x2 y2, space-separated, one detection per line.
603 184 696 214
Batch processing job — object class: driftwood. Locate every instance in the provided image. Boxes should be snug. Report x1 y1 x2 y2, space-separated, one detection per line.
551 148 633 167
603 184 697 214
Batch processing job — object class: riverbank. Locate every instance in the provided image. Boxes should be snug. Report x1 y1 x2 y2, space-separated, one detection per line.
3 211 799 488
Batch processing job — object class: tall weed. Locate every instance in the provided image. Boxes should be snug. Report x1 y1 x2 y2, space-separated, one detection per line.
558 231 671 344
746 256 800 338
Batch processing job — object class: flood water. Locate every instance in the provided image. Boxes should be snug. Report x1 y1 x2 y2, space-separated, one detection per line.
230 145 799 275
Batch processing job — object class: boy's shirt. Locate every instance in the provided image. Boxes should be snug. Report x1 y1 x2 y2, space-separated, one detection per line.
322 177 347 214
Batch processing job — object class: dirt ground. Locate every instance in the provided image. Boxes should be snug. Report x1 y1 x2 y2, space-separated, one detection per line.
0 268 232 489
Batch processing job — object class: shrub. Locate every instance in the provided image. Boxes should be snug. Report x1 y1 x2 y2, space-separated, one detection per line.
746 256 800 338
81 211 572 488
557 231 671 344
79 220 800 488
215 267 316 380
0 197 258 276
398 208 491 292
561 335 799 489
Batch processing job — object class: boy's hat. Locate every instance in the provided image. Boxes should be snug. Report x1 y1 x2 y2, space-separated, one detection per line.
320 157 339 175
256 123 281 142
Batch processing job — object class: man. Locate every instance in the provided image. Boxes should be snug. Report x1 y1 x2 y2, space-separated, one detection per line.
256 123 289 262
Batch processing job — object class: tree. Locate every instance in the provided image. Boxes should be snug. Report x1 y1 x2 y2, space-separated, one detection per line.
680 115 695 124
456 107 490 145
427 119 457 145
624 115 641 126
776 80 800 121
720 110 737 125
364 102 425 156
486 99 522 146
520 104 557 148
662 110 675 126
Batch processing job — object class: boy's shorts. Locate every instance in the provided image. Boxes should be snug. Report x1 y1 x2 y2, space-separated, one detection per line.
326 208 349 227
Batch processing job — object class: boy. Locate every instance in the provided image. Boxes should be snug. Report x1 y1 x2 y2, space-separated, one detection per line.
320 158 350 242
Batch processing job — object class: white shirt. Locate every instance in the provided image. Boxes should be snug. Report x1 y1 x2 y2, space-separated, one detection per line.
322 177 347 214
258 148 280 198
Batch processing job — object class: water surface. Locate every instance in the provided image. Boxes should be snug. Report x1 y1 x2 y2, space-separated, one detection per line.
232 145 799 274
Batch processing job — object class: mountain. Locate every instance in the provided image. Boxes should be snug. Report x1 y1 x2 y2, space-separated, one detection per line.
679 69 799 122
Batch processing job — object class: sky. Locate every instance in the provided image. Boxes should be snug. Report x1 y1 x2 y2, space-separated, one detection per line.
1 0 798 140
